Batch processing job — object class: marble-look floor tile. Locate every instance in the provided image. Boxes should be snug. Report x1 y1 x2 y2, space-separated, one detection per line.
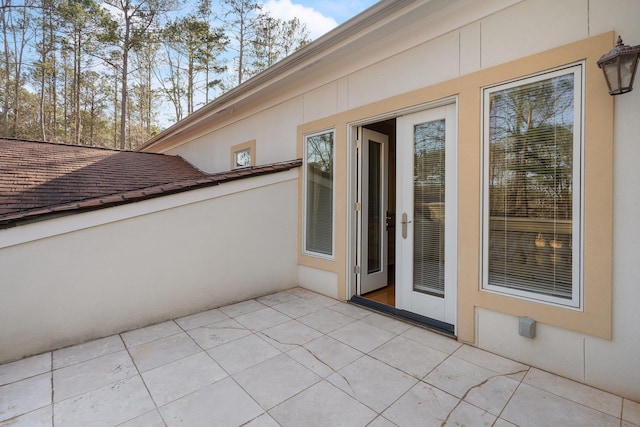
260 320 323 348
243 413 280 427
524 368 622 417
207 333 280 375
328 303 372 320
329 321 395 353
174 308 228 330
53 335 123 369
233 353 320 410
0 353 50 386
186 318 251 350
360 313 413 335
256 290 301 307
0 373 51 421
141 352 227 406
159 377 263 427
370 335 448 379
444 401 496 426
454 345 528 377
624 399 640 425
493 419 518 427
367 416 398 427
0 405 51 427
424 356 507 399
218 299 266 317
117 409 166 427
463 371 521 416
287 335 363 378
54 376 154 427
401 326 461 354
234 307 291 331
296 307 355 334
129 333 200 373
271 298 328 318
501 383 620 427
121 321 182 348
53 350 137 402
294 290 337 307
327 355 417 413
269 381 376 427
382 381 459 427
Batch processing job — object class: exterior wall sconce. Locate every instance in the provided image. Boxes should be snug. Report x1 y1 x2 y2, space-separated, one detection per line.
597 36 640 95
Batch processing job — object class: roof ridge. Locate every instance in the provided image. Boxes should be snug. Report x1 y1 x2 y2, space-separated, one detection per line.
0 137 177 157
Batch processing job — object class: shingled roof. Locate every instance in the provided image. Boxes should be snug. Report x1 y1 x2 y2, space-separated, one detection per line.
0 138 301 228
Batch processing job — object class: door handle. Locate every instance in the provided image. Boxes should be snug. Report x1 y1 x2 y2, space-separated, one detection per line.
401 213 412 239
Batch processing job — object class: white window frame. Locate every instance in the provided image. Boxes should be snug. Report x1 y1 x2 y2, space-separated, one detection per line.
302 129 335 259
481 63 584 309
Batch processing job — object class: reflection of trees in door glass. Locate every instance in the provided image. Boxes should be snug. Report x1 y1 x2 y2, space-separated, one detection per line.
413 119 446 296
414 120 445 203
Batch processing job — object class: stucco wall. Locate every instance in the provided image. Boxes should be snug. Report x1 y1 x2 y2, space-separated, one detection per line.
144 0 639 401
0 174 298 364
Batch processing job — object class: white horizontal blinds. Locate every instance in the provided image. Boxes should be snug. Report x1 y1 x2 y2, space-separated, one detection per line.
487 71 576 299
413 119 446 297
305 131 334 256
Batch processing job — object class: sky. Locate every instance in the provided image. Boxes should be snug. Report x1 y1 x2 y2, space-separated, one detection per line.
158 0 379 126
259 0 379 39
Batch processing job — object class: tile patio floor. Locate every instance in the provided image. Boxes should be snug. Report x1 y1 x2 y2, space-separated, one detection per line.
1 287 639 427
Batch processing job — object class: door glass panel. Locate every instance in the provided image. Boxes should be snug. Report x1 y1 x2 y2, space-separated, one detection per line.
413 120 446 296
368 139 382 274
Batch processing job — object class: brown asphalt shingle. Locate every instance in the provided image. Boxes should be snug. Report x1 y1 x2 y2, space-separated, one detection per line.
0 138 301 228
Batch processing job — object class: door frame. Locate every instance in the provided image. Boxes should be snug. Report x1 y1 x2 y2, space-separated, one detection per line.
347 97 458 331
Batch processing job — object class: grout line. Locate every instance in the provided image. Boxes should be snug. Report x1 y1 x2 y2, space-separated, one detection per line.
50 351 55 426
119 333 160 420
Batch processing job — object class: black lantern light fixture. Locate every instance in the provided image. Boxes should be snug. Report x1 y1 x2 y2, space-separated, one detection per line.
597 36 640 95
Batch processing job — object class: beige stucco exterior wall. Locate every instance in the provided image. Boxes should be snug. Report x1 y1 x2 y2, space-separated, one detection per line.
292 1 639 400
0 174 298 364
138 0 639 400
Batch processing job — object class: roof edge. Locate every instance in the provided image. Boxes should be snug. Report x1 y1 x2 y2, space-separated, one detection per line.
0 159 302 229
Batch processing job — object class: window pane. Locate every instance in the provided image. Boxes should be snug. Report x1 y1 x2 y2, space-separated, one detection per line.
305 132 334 256
368 139 382 273
235 149 251 168
414 119 446 297
487 72 576 299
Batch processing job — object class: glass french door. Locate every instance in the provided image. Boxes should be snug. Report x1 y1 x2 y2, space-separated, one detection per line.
396 105 457 327
359 128 389 294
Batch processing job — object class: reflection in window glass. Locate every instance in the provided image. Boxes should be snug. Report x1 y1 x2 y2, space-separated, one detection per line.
234 149 251 168
304 131 334 256
413 119 446 296
484 66 581 304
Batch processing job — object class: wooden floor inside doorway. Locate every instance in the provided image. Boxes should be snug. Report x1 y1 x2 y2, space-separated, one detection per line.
362 283 395 306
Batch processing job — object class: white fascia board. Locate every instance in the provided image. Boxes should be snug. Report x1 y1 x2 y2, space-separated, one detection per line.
0 169 298 249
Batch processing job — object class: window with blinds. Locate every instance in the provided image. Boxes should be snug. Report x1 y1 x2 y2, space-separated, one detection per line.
304 130 335 257
482 64 583 307
413 119 446 297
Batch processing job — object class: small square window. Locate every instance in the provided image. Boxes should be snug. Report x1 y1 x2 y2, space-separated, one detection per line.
234 149 251 168
230 140 256 169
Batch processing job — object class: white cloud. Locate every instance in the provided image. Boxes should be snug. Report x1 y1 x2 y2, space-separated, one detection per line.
261 0 338 40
